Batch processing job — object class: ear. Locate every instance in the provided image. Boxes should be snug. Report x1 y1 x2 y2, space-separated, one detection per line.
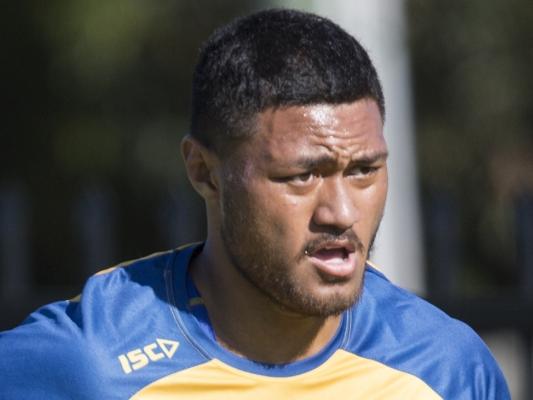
181 135 221 200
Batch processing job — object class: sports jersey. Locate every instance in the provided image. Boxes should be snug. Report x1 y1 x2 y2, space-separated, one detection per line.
0 244 510 399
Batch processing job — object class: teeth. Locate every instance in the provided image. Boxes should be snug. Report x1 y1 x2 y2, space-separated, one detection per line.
312 248 347 262
325 257 345 265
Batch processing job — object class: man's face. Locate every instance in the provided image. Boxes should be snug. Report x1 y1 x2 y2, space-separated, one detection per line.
219 99 388 317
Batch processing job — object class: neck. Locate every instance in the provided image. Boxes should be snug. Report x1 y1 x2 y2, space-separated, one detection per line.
190 239 342 364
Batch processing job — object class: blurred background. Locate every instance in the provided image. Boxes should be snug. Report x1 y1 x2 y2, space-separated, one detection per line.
1 1 532 398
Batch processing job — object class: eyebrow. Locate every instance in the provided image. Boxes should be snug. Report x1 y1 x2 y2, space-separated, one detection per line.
294 150 389 170
353 150 389 164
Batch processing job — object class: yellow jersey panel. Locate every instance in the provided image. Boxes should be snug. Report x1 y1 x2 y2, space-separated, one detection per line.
131 349 441 399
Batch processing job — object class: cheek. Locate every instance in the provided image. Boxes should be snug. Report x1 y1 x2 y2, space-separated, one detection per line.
377 174 389 212
356 181 387 230
250 187 313 237
370 181 388 211
365 170 388 208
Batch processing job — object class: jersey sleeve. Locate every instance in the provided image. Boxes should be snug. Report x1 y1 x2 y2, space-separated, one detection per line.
445 323 511 400
0 300 106 400
356 266 511 400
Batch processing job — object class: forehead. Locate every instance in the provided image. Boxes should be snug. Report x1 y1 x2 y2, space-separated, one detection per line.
249 99 386 164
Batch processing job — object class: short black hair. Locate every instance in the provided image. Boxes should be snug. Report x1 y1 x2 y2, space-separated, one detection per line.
190 8 384 155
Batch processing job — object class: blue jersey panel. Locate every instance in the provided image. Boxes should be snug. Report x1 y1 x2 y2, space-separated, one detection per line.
0 245 511 399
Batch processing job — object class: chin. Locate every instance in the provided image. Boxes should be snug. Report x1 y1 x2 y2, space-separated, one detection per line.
279 283 362 318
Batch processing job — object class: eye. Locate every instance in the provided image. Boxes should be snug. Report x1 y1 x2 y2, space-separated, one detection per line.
347 165 379 178
288 172 318 186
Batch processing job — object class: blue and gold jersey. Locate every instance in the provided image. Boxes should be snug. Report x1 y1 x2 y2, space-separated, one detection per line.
0 244 509 399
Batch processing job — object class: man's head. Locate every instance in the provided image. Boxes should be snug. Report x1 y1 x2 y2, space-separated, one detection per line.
183 9 388 317
190 8 385 156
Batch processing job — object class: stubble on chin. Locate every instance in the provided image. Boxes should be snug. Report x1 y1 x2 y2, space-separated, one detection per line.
221 216 365 317
219 178 380 318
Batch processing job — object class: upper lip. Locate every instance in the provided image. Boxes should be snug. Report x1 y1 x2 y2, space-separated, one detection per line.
309 240 356 255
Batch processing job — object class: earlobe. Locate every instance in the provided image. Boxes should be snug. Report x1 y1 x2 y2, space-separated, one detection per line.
181 135 220 199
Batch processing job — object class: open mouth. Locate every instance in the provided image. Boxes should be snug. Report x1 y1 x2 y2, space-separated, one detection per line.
306 241 357 278
312 247 350 264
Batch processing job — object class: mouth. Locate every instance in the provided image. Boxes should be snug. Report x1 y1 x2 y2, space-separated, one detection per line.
305 241 358 279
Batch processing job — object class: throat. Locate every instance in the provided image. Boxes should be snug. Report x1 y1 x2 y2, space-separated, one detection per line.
190 240 343 364
210 312 342 364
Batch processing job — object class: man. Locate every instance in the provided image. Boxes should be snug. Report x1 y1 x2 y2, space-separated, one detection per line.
0 8 509 399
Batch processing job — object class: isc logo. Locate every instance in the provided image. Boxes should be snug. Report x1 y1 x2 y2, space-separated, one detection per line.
118 338 180 374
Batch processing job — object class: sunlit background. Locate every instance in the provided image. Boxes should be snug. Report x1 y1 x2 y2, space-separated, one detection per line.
2 1 532 398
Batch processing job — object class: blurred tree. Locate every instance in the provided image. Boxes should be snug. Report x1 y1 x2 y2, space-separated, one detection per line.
1 1 255 293
408 0 533 294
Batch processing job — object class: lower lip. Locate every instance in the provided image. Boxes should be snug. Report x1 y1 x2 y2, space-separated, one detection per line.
307 252 357 279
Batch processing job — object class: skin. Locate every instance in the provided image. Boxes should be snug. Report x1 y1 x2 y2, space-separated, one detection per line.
182 98 388 364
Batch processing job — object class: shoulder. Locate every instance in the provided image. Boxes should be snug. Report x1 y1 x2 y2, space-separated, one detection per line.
0 249 177 399
362 263 472 341
346 263 510 399
0 299 106 399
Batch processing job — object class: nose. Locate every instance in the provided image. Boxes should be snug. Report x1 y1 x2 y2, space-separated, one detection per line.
312 178 359 231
